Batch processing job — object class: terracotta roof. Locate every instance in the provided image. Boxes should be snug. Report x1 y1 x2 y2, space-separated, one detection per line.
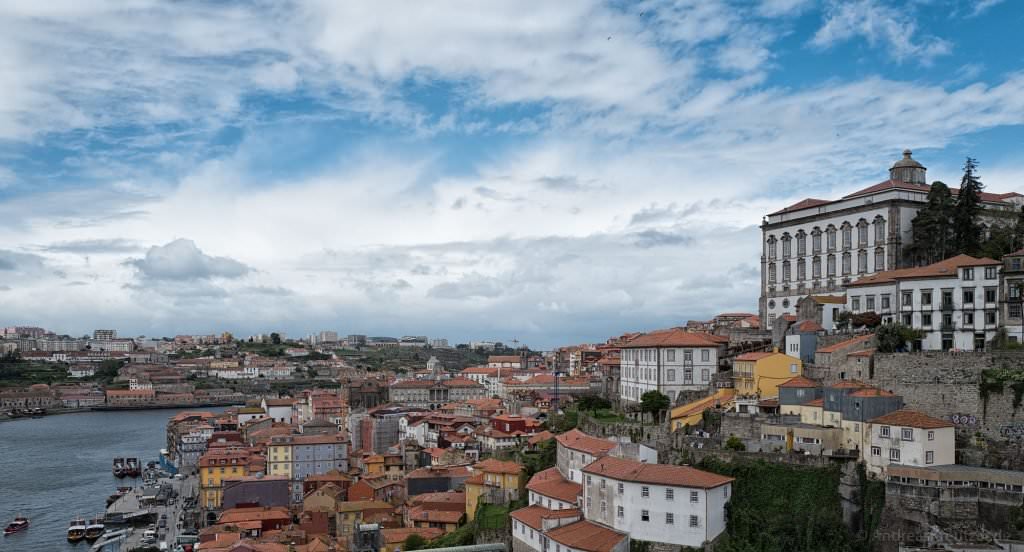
460 366 500 375
849 388 895 397
778 376 819 389
829 379 871 389
474 458 524 475
758 399 779 408
407 506 464 524
844 179 1020 204
528 430 554 445
847 349 876 358
218 506 290 524
769 198 831 216
810 295 847 304
869 409 953 429
817 334 873 353
582 456 733 489
734 351 777 361
510 505 581 531
335 500 393 513
410 491 466 506
624 328 724 348
443 378 485 388
794 320 825 332
545 520 628 552
381 527 444 545
803 398 824 407
848 254 1000 287
526 467 582 503
671 391 735 418
781 314 797 322
555 429 616 456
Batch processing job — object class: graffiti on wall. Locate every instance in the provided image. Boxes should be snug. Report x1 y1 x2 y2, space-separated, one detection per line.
951 414 978 426
1000 422 1024 440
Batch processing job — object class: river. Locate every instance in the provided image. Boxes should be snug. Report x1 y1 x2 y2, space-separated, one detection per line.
0 408 221 551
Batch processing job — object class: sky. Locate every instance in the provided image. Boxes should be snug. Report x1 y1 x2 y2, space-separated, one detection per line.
1 0 1023 348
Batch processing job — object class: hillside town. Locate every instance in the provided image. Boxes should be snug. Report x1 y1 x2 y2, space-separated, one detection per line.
5 150 1024 552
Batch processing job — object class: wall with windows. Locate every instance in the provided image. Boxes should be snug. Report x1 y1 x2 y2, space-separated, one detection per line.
865 424 954 475
618 346 718 404
580 474 730 547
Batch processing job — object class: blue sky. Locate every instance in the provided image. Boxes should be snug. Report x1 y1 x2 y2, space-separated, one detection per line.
0 0 1022 348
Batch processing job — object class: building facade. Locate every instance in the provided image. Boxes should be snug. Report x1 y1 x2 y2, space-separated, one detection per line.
618 328 723 404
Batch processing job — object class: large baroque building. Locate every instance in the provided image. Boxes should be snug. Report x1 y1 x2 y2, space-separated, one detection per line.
761 150 1023 329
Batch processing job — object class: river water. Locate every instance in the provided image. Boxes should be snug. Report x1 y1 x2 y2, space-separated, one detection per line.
0 408 221 551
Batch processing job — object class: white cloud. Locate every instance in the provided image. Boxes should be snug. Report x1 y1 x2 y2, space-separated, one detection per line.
128 239 250 281
971 0 1005 16
810 0 952 64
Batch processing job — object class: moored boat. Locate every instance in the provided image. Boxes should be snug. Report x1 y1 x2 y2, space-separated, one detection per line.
112 458 126 478
125 457 141 477
84 517 105 541
3 517 29 535
67 517 87 542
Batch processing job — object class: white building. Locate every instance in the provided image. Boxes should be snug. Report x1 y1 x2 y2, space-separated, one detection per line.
581 455 733 548
128 378 153 391
618 328 724 404
865 409 955 475
261 397 295 424
69 366 96 378
761 149 1024 329
555 429 617 484
846 254 1001 351
488 355 523 369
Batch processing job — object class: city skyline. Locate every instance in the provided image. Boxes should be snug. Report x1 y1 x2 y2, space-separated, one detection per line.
1 1 1023 348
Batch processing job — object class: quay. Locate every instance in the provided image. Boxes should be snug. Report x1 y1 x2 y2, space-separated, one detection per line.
102 471 198 551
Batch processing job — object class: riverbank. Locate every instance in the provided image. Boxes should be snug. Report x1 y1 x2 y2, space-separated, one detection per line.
0 401 244 422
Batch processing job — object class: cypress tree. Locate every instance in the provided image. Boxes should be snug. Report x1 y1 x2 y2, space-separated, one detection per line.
908 181 954 265
953 157 984 256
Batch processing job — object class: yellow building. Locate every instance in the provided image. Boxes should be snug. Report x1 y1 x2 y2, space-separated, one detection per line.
198 448 262 510
464 459 525 521
732 351 802 399
267 439 293 479
669 388 736 430
363 454 385 476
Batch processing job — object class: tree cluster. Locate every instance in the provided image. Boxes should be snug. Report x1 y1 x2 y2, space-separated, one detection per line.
908 158 1024 264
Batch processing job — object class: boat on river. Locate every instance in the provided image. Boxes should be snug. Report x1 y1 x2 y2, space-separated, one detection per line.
125 457 141 477
84 517 105 541
112 458 126 478
67 517 87 542
3 517 29 535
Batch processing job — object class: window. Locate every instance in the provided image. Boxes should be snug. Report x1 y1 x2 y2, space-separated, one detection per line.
768 237 777 259
684 367 693 383
666 513 674 525
963 289 974 304
842 252 852 275
797 232 806 256
926 451 934 464
871 446 881 457
665 488 674 500
858 250 868 273
641 510 650 522
986 288 997 303
666 369 675 382
889 449 901 462
902 291 912 306
813 257 821 278
783 261 791 282
875 219 885 242
782 235 792 258
790 363 798 374
986 266 998 279
701 349 710 361
943 313 953 328
702 369 710 382
601 501 606 514
812 231 822 253
901 428 913 441
858 223 868 246
902 314 912 326
922 313 933 326
921 290 932 306
963 267 975 280
689 515 699 528
875 248 885 271
852 297 861 311
617 506 624 518
617 483 623 494
827 227 837 251
881 294 890 311
666 349 675 362
964 312 974 326
797 259 806 280
842 225 852 249
880 426 890 437
866 295 875 311
927 430 934 441
986 311 997 325
690 490 699 503
641 486 649 497
827 255 836 276
684 350 693 362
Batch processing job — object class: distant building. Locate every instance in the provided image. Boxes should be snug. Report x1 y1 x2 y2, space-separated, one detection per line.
93 329 117 340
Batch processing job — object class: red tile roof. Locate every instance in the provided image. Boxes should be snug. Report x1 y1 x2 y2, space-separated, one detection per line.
794 320 825 332
847 349 876 358
829 379 870 389
555 429 616 456
849 388 895 397
803 398 824 407
582 456 734 489
526 467 582 503
848 254 1000 287
474 458 524 475
528 430 554 445
769 198 831 216
545 520 628 552
817 334 873 353
778 376 819 388
407 506 464 524
624 328 724 348
509 505 581 531
869 409 953 429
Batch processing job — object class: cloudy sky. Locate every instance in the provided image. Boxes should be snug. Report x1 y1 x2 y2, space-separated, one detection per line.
1 0 1023 348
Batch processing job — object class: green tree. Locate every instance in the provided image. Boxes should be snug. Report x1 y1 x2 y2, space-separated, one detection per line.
403 533 428 551
876 323 923 353
96 359 125 383
953 157 984 256
851 311 882 329
576 395 612 413
725 436 746 451
907 181 955 265
640 390 670 422
270 332 282 345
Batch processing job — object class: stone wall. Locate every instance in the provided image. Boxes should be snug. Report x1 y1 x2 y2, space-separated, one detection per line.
578 414 667 449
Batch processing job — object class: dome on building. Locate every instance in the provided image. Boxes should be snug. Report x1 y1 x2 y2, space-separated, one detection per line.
889 149 927 184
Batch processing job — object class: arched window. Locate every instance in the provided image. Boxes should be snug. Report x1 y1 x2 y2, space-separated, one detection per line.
783 261 791 282
768 263 777 283
874 248 885 272
873 216 886 243
767 235 777 260
841 223 852 250
796 230 807 256
811 227 822 254
827 254 836 277
858 250 868 273
812 257 821 279
781 233 792 259
827 225 837 251
797 258 806 280
842 252 852 275
856 219 869 247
